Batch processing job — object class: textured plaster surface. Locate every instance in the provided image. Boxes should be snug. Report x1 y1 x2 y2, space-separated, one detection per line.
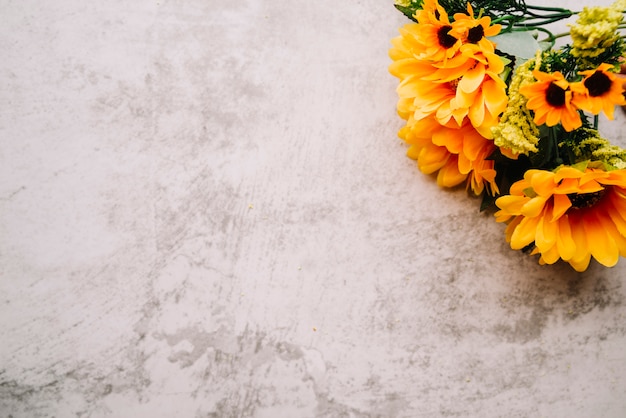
2 0 626 417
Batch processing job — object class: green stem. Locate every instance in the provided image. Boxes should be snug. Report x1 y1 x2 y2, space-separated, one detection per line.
523 10 574 20
520 16 573 27
512 26 557 47
550 31 571 40
492 14 523 26
525 5 574 13
550 127 562 166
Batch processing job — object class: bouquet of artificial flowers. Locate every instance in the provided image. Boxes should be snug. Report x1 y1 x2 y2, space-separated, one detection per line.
389 0 626 271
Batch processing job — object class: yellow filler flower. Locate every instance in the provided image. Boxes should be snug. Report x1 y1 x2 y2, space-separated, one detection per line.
495 166 626 271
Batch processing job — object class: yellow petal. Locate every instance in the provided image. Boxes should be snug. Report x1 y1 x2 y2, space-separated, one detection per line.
568 253 592 272
432 127 462 153
437 158 467 187
406 145 421 160
520 196 549 217
555 215 576 261
554 166 585 182
482 77 508 116
459 64 485 94
496 195 529 215
529 170 556 196
583 211 619 267
554 178 582 194
510 216 540 250
540 243 561 265
535 213 558 252
569 213 589 264
504 216 523 242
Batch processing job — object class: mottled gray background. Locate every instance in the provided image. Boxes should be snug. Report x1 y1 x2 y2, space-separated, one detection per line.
2 0 626 417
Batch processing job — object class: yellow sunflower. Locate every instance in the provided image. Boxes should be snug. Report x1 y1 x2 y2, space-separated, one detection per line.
519 70 582 132
571 63 626 119
495 165 626 271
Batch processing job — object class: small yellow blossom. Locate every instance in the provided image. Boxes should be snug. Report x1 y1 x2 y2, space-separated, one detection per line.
612 0 626 12
569 128 626 169
569 5 623 69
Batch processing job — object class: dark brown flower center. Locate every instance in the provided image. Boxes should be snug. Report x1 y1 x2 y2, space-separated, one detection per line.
545 82 566 107
467 25 485 43
584 71 612 97
568 189 606 209
437 25 457 49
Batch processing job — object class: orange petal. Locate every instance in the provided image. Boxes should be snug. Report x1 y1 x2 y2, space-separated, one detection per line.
552 194 572 221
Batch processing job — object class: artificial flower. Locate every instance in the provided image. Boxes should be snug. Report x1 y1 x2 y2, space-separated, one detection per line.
413 0 462 62
519 70 582 132
495 165 626 271
400 116 498 194
571 63 626 119
389 7 508 135
389 0 626 271
569 1 625 69
451 2 501 54
568 128 626 170
492 58 540 156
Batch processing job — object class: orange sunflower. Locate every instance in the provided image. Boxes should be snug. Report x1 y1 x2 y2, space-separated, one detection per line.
413 1 462 62
453 69 508 138
400 115 498 194
495 165 626 271
404 76 467 126
389 24 441 80
571 63 626 119
398 52 507 135
451 2 502 54
418 36 507 135
519 70 582 132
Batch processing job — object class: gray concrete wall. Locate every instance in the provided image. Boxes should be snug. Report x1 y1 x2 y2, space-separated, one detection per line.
2 0 626 416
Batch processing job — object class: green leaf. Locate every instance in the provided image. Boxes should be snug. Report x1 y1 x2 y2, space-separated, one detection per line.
489 31 543 60
523 187 537 198
394 4 419 22
480 192 497 212
571 161 589 172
